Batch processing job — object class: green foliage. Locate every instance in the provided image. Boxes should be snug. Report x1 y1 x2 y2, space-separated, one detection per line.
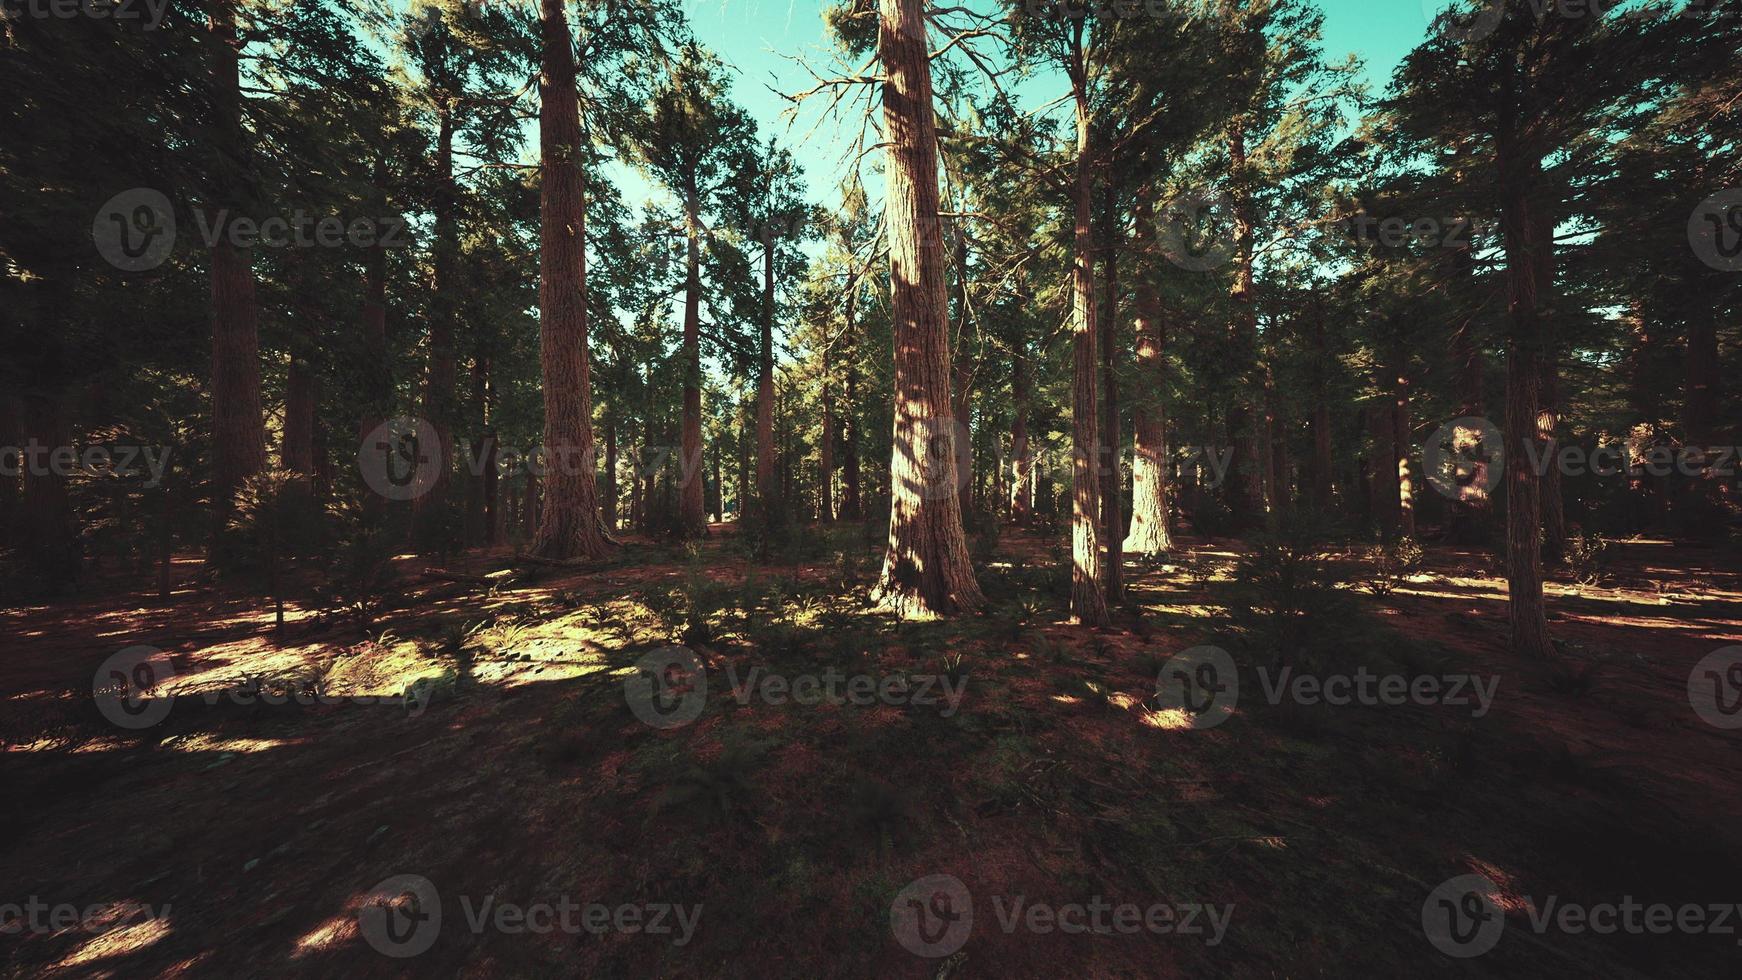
1360 536 1425 597
1219 523 1352 661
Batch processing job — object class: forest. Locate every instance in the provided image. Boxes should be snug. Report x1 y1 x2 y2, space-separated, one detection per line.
2 0 1740 975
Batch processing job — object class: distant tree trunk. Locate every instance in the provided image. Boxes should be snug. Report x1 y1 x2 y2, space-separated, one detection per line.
1066 96 1108 626
603 414 618 530
1392 355 1415 538
1538 351 1565 561
16 391 78 585
463 355 488 546
417 101 459 546
842 356 862 521
1098 188 1124 599
1498 132 1555 660
1309 305 1334 511
208 0 265 532
1228 125 1266 525
678 191 708 537
1010 348 1034 527
711 445 723 523
737 398 752 520
523 466 539 537
1447 243 1491 543
871 0 983 617
282 348 315 481
820 346 836 522
951 229 975 524
1371 392 1399 538
1125 198 1171 556
529 0 612 560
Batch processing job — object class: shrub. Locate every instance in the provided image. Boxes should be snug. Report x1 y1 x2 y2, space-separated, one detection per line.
1219 523 1351 662
1361 536 1426 597
1563 529 1610 588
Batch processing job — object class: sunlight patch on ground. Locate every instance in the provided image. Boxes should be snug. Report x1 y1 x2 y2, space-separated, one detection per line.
291 914 357 957
51 914 172 971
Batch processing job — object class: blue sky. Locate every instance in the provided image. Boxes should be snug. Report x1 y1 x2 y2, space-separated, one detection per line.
639 0 1450 213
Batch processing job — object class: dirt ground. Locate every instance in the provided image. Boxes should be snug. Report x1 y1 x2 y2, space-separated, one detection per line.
3 525 1740 978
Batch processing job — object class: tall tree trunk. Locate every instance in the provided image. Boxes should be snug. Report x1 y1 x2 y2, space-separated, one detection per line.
1066 95 1109 626
208 0 265 533
951 229 975 524
463 355 489 546
872 0 983 617
1011 348 1035 527
529 0 612 560
417 101 459 546
755 237 778 520
282 349 315 482
1498 134 1555 660
678 191 708 537
1125 198 1171 555
1227 124 1266 525
1098 187 1123 598
358 158 392 523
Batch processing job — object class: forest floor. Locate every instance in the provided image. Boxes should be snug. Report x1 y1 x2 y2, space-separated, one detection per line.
3 523 1741 978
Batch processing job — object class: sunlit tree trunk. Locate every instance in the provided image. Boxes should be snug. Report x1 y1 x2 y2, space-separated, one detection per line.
603 413 618 530
1067 93 1109 626
208 0 265 533
529 0 612 560
1125 198 1171 556
871 0 983 617
1392 356 1415 538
